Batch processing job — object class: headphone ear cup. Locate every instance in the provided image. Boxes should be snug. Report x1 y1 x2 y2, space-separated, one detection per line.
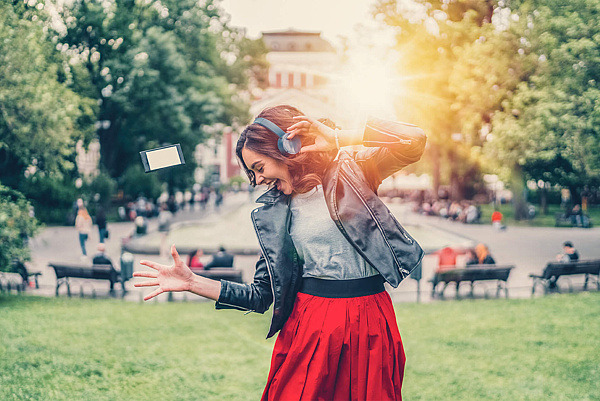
278 134 302 155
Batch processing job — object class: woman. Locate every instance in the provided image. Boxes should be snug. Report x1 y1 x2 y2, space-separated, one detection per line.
75 205 93 256
133 105 427 400
187 249 204 270
475 243 496 265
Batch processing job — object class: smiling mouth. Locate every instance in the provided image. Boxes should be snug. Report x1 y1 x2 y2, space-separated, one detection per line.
265 179 280 190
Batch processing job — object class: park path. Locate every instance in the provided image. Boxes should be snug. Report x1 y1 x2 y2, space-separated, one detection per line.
24 196 600 303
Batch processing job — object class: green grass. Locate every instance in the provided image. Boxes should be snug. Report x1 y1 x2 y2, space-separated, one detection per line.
1 293 599 400
479 203 600 227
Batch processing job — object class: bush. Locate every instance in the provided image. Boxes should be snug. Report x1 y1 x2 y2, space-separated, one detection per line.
120 164 162 201
85 170 117 206
19 173 79 225
0 185 40 272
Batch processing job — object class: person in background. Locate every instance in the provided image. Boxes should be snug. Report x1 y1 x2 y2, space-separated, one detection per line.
475 243 496 265
96 206 107 243
465 248 479 266
92 243 119 293
134 216 147 236
491 209 504 230
75 204 93 257
93 243 113 266
204 246 234 270
556 241 579 263
187 249 204 271
435 246 458 272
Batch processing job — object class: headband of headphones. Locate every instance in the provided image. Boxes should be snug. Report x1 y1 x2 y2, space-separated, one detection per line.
254 117 302 155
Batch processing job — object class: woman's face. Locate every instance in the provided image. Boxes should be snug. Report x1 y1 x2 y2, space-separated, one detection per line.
241 147 294 195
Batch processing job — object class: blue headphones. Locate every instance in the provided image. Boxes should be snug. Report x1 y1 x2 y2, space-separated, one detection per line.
253 117 302 156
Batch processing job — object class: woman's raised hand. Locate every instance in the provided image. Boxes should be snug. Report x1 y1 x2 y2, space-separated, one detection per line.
133 245 194 301
286 115 337 153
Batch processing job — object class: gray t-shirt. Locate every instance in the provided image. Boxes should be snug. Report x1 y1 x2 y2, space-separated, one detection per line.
290 185 379 280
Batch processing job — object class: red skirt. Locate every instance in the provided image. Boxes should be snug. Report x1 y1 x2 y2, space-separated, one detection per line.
261 290 405 401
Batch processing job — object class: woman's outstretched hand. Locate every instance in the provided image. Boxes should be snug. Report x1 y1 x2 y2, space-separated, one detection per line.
286 115 337 153
133 244 194 301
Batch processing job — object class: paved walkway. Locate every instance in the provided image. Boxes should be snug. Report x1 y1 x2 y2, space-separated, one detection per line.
22 197 599 303
25 192 251 302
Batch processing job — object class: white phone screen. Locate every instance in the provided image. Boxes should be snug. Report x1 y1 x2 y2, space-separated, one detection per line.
146 146 182 170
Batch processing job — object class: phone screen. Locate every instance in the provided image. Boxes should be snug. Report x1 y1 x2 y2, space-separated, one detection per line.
140 144 185 172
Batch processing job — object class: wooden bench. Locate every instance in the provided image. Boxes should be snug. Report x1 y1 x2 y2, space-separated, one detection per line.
530 260 600 295
430 265 514 299
191 268 244 283
554 212 592 228
49 262 124 297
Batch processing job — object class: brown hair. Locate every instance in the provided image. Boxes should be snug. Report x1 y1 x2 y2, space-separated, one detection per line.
236 105 338 194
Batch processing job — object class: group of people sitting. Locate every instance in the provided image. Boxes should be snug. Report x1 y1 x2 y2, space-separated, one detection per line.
415 200 482 224
435 243 496 272
186 246 234 271
435 240 579 274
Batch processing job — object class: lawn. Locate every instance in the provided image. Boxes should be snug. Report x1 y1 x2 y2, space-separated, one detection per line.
479 203 600 227
1 292 599 401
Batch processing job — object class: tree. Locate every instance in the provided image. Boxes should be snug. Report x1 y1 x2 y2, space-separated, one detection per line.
0 185 40 271
486 0 600 214
374 0 497 200
56 0 267 192
0 2 96 223
0 1 96 189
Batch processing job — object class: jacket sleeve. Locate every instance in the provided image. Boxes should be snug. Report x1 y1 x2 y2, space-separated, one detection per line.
353 117 427 190
214 254 273 313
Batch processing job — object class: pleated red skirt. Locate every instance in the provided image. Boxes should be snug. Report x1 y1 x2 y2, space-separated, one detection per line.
261 290 405 401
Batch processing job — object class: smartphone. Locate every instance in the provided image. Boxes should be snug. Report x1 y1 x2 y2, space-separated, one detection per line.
140 144 185 173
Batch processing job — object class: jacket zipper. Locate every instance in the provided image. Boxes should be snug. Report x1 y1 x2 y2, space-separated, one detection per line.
251 208 277 314
339 166 411 277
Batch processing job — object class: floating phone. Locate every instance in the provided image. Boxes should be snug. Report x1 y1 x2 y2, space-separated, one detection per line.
140 144 185 173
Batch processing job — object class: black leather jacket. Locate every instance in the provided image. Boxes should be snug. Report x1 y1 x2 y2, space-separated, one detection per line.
215 117 427 338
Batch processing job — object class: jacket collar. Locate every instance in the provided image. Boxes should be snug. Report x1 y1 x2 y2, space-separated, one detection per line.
255 186 288 205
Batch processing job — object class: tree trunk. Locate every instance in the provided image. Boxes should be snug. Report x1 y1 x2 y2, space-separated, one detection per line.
511 164 528 220
431 145 441 200
539 184 548 215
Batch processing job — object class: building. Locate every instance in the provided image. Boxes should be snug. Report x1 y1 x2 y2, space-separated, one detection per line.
197 29 344 185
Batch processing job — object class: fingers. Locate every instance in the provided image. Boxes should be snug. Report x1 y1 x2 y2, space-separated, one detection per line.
139 260 162 270
144 288 164 301
292 115 319 125
134 280 159 288
286 129 306 140
299 144 320 153
286 121 311 140
171 244 182 265
133 271 158 279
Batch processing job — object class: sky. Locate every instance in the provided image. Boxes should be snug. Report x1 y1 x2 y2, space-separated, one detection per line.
220 0 380 47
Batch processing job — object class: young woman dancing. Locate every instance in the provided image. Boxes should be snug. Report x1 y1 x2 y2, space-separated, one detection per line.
133 105 427 400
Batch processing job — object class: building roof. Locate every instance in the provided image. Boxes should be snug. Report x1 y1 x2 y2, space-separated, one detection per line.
261 29 322 36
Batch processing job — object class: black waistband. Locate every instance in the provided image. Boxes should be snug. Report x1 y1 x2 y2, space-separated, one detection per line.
299 275 385 298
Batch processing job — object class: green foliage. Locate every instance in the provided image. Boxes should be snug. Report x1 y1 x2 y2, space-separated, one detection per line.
57 0 265 191
375 0 497 199
19 173 79 225
0 293 598 400
486 0 600 197
120 164 162 201
85 171 117 206
0 2 96 189
0 186 40 271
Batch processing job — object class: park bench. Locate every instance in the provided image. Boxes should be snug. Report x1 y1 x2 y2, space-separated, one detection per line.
554 212 592 228
530 260 600 295
191 268 244 283
49 262 124 297
430 265 514 299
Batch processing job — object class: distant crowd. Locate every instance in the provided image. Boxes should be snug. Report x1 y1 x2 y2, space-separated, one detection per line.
413 200 482 224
